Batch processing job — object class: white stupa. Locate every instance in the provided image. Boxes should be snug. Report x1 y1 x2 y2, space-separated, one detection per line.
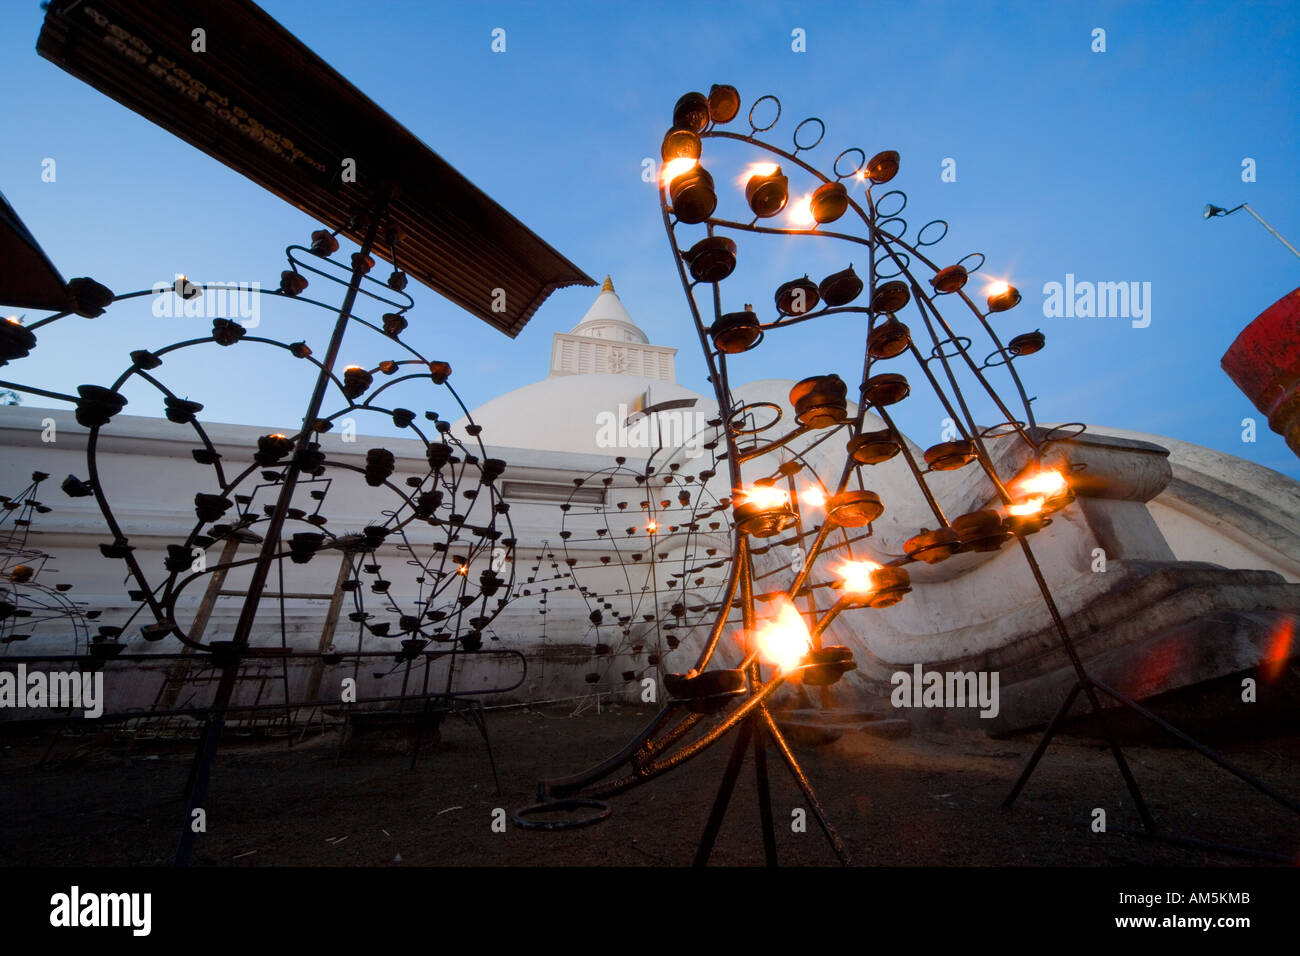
462 277 706 456
549 276 677 381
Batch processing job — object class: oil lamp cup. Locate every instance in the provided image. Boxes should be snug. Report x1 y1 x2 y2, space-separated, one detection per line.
834 561 910 609
826 489 883 527
673 91 711 133
774 275 820 316
952 509 1010 552
745 166 789 218
923 439 975 471
664 669 747 713
734 491 795 538
710 308 763 354
74 385 127 428
797 645 857 686
1003 508 1049 536
810 181 849 223
683 236 737 283
279 270 308 296
987 283 1022 313
865 149 900 184
0 320 37 365
1008 330 1045 356
870 280 910 314
847 429 901 465
661 127 702 163
342 366 373 399
930 264 968 294
904 527 961 564
790 374 848 427
862 372 910 407
818 265 863 306
669 165 718 224
867 315 911 358
707 84 741 123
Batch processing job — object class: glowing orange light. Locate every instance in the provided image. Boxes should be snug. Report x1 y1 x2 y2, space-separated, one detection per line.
1263 617 1294 683
457 565 468 576
754 598 813 672
737 484 790 510
835 558 883 594
646 521 658 534
661 157 698 187
986 279 1010 297
1007 497 1045 516
1016 468 1068 498
788 193 816 227
269 433 287 440
4 316 21 325
800 485 827 509
736 161 779 188
345 364 363 372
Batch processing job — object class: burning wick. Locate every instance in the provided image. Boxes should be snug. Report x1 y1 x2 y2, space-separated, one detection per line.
457 565 468 576
1016 468 1068 498
788 193 816 228
661 157 698 187
800 485 827 509
753 598 812 672
737 484 789 510
835 558 883 595
1007 469 1067 518
646 521 658 534
737 161 780 188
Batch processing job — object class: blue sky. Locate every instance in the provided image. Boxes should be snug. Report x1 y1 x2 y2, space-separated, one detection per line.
2 0 1298 477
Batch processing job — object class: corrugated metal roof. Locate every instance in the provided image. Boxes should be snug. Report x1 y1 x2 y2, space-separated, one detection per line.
0 190 73 312
35 0 593 336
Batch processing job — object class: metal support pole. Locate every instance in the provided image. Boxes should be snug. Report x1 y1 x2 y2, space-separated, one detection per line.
175 191 393 866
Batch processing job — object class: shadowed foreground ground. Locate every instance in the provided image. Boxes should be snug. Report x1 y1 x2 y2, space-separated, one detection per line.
2 705 1297 866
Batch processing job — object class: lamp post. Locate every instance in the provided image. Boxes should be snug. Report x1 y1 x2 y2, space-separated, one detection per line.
1203 203 1300 260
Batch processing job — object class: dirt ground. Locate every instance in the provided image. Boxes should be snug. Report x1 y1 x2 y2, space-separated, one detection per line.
1 705 1297 867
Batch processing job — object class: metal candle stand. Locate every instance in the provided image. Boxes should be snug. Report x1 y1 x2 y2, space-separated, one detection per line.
1 211 531 865
0 472 94 650
514 86 1300 865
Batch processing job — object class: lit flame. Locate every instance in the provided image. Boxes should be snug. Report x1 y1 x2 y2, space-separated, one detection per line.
737 485 789 510
986 280 1010 297
269 433 287 440
1007 497 1045 516
661 157 698 187
835 559 883 594
788 193 816 227
4 316 20 325
457 565 468 576
754 598 812 672
800 485 826 509
737 161 779 188
1263 617 1294 683
1016 468 1068 498
646 521 658 534
344 365 364 372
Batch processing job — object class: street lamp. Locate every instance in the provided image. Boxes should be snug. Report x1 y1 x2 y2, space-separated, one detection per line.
1203 202 1300 260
